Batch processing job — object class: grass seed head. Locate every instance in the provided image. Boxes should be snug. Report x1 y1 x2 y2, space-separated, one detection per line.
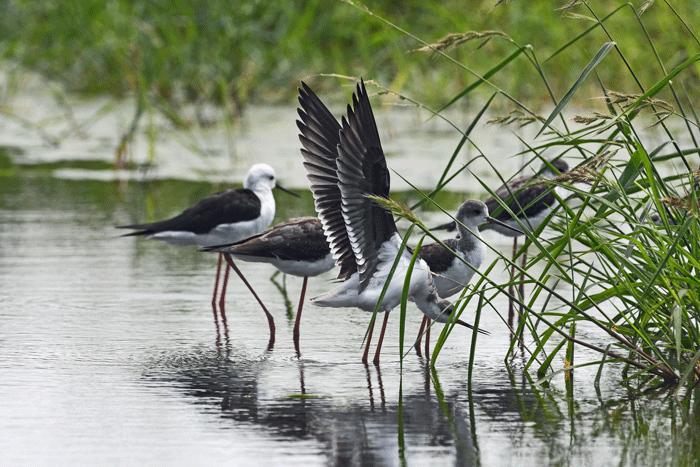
415 31 508 53
366 195 427 230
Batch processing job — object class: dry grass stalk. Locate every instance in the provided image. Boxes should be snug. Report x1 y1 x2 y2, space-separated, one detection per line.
660 195 699 218
366 195 428 230
639 0 655 15
590 90 675 126
573 112 614 125
601 91 674 113
563 12 596 22
415 31 508 53
487 109 540 127
555 151 616 185
556 0 585 11
660 174 700 217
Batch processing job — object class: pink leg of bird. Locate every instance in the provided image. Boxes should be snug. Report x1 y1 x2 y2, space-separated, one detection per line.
415 315 428 357
222 253 275 349
424 323 431 358
372 312 391 366
293 276 308 347
211 253 229 326
362 318 376 365
212 253 223 310
218 258 231 310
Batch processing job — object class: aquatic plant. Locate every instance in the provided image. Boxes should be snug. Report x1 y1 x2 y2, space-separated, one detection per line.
345 0 700 394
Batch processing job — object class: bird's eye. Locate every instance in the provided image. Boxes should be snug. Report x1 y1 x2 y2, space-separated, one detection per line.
268 175 274 180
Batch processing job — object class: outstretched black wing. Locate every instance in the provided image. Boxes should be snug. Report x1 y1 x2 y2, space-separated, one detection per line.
336 80 397 292
297 81 356 280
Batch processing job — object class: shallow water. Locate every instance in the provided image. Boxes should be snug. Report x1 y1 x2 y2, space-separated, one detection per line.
1 174 697 467
1 84 698 465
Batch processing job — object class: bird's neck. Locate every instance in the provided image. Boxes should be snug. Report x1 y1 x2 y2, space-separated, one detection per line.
256 189 276 225
456 223 481 252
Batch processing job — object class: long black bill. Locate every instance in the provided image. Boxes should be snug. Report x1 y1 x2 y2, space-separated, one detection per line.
456 319 490 335
275 183 300 198
486 216 524 235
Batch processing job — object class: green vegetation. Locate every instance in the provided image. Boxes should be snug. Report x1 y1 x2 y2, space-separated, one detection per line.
363 0 700 394
3 3 698 460
2 0 698 168
514 128 699 390
1 0 698 113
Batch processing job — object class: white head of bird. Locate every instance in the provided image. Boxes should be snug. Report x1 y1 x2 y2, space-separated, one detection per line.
245 164 278 193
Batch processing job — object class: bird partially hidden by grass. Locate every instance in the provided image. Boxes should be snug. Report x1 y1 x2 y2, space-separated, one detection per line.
297 78 486 366
415 199 523 357
433 158 569 330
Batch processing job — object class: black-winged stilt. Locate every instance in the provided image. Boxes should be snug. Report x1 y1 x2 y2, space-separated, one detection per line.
297 79 482 365
416 199 522 355
203 216 334 349
434 159 568 328
117 163 298 337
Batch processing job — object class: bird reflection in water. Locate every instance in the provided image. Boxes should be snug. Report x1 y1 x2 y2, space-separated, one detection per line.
150 350 481 464
269 270 295 321
268 270 305 357
365 364 387 413
212 293 231 358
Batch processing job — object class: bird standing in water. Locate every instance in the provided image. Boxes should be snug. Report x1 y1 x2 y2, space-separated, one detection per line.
203 216 335 351
117 163 298 339
434 159 568 329
297 79 482 365
417 199 522 356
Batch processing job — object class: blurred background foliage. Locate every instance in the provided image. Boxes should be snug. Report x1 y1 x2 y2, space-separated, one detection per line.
0 0 698 117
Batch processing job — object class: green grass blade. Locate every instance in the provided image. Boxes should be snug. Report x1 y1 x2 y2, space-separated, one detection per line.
467 292 484 399
435 48 525 114
537 42 616 138
674 347 700 397
544 6 626 62
400 231 424 366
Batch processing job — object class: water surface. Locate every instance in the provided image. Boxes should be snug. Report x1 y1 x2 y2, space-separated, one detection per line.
1 174 696 467
0 86 697 466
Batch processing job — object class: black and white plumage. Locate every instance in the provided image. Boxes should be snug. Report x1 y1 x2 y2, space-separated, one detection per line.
117 163 298 333
422 199 522 299
434 159 569 236
297 79 480 365
415 200 522 356
435 159 568 329
482 158 569 236
213 217 334 277
203 216 335 345
118 164 296 246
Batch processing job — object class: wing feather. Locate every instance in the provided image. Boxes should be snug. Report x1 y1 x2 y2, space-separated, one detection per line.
336 80 397 292
117 188 261 235
297 82 356 280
